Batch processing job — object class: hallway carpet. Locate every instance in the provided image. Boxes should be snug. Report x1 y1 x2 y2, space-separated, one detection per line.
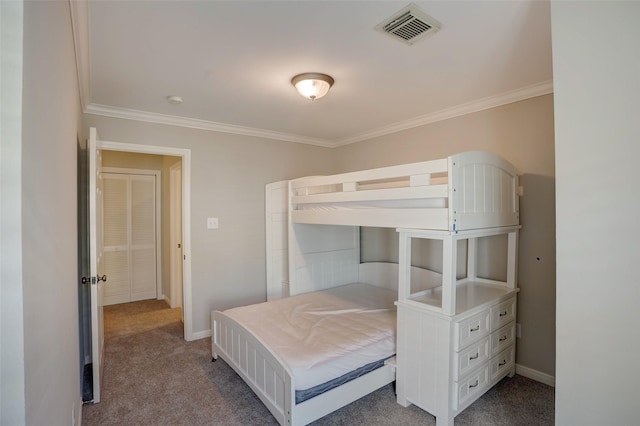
82 300 554 425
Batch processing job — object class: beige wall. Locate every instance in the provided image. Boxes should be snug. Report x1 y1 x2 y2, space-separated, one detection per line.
19 1 83 424
83 115 334 333
335 94 556 377
552 2 640 423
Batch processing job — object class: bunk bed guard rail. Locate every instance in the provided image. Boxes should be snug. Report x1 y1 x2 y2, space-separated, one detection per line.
289 151 520 231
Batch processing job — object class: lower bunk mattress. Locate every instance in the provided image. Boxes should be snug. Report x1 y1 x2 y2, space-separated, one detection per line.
221 282 397 402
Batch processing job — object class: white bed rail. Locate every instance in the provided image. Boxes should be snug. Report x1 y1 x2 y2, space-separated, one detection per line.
212 311 292 424
289 151 519 231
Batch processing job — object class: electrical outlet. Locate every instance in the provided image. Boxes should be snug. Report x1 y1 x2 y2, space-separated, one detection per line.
516 323 522 338
207 217 219 229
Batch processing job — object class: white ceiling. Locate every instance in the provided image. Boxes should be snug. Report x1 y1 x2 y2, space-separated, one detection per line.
73 1 553 147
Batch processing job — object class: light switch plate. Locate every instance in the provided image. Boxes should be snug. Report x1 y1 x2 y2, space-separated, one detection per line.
207 217 219 229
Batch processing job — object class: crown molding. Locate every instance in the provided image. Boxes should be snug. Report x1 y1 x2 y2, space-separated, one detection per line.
84 104 336 147
332 80 554 146
85 80 553 149
69 0 90 112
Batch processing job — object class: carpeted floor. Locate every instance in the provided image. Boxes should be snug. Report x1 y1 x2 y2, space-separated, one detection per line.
82 300 554 425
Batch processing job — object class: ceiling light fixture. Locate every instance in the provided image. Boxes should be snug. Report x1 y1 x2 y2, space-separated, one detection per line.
291 73 334 101
166 95 183 105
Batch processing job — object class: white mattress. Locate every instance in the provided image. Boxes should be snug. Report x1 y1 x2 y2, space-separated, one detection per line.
223 282 397 391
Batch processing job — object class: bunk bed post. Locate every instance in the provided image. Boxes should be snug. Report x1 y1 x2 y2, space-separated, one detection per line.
395 306 409 408
441 236 457 316
467 237 478 281
287 180 296 295
395 230 411 408
397 230 412 301
506 230 518 289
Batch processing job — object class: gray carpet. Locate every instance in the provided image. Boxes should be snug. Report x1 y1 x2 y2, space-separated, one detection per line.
82 300 554 425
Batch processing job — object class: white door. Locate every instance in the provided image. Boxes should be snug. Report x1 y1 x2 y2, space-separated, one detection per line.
88 127 105 403
102 172 157 305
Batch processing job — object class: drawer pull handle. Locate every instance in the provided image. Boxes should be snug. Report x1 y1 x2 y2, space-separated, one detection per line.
499 360 507 367
470 353 479 360
469 380 479 389
499 336 507 342
470 325 480 332
499 311 508 317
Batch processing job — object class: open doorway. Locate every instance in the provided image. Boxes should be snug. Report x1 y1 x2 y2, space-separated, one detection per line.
99 140 193 341
100 152 181 309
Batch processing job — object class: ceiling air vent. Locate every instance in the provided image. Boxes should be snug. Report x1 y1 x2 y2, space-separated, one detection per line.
375 3 441 45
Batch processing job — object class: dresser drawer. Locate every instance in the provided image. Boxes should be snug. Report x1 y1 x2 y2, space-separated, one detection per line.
454 364 490 411
490 322 515 356
490 346 515 383
454 336 490 381
490 298 516 331
455 310 490 350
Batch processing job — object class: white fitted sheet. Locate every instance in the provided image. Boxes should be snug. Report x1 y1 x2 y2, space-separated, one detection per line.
223 282 396 391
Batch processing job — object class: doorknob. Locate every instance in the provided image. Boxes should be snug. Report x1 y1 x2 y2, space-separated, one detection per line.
81 275 107 285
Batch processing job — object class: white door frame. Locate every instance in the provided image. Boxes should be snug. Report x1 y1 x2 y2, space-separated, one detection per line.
99 141 194 341
169 162 183 311
102 167 163 303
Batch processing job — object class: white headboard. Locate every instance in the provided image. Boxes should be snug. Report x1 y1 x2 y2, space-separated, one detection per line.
288 223 360 296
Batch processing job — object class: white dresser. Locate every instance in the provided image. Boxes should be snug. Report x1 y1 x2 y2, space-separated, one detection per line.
395 226 519 426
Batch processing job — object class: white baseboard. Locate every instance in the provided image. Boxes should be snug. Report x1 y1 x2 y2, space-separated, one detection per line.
515 363 555 387
77 398 83 426
163 295 171 306
191 329 212 341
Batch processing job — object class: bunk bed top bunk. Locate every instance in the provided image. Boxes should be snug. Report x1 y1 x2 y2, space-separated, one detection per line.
289 150 520 231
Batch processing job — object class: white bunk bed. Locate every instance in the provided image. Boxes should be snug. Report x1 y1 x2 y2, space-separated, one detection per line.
212 150 521 426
